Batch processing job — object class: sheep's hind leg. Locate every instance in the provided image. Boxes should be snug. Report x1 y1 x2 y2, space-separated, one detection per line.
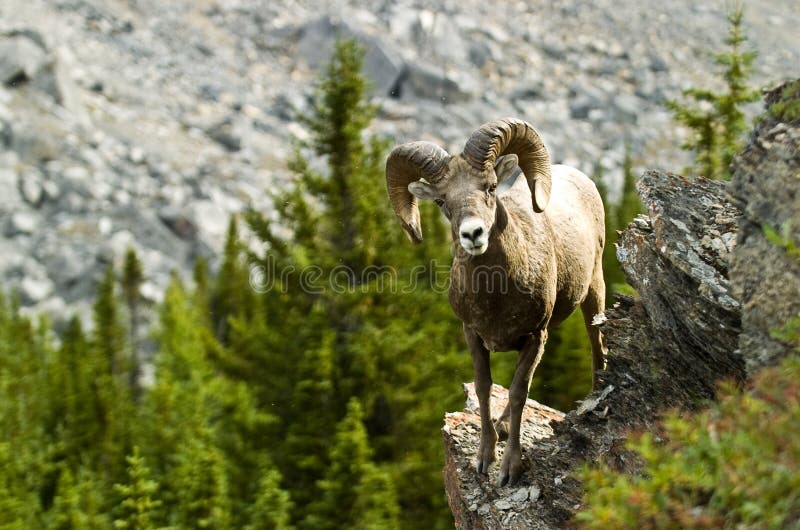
581 269 608 389
464 325 497 475
498 329 546 487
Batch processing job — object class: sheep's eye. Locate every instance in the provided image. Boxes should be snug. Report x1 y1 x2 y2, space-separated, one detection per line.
486 184 497 195
434 198 445 207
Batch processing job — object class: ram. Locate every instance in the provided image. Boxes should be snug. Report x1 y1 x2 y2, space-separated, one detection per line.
385 118 607 486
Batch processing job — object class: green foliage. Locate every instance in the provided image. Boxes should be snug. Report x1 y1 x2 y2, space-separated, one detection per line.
211 216 256 342
577 349 800 529
245 467 294 530
241 38 465 529
601 149 642 300
763 221 800 258
767 79 800 122
303 399 400 530
666 3 759 180
113 448 162 530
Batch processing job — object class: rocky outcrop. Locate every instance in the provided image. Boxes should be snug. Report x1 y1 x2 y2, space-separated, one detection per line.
442 82 800 529
730 81 800 372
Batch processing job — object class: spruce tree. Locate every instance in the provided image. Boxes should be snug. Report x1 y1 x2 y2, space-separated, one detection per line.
303 399 399 530
47 466 109 530
238 38 467 529
91 265 134 485
121 248 144 396
211 216 256 342
666 3 758 179
245 466 294 530
172 433 231 530
281 328 338 510
601 148 642 300
113 448 162 530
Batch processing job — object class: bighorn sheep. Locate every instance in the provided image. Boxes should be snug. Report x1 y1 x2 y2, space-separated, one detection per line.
385 118 607 486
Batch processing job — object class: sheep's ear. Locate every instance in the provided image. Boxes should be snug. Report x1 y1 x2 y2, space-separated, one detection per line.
494 154 520 182
408 181 439 201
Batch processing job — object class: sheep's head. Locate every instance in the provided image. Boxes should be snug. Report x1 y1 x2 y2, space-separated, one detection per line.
386 118 552 256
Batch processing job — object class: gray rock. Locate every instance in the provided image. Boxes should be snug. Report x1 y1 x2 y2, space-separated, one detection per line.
206 119 241 152
494 499 512 511
403 62 475 103
510 487 529 503
158 205 198 240
296 16 405 97
729 81 800 373
0 30 48 86
612 93 640 124
5 211 39 235
19 170 44 206
20 276 54 304
0 167 22 213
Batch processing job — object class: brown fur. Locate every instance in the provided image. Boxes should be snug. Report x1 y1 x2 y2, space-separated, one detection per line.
412 154 607 486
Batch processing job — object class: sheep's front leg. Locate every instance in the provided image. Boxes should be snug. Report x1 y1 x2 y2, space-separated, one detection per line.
499 329 546 487
464 325 497 474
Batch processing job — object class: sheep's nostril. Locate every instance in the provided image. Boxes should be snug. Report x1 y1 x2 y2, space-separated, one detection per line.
472 227 483 239
461 230 472 240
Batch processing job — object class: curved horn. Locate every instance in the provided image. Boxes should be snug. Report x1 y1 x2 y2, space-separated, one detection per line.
385 141 450 243
462 118 552 212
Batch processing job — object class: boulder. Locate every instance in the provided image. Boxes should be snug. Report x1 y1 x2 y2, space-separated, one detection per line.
402 62 476 103
296 16 405 98
0 30 48 86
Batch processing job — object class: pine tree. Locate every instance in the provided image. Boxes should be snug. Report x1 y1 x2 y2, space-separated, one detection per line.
666 2 758 180
601 148 642 300
302 399 399 530
47 466 109 530
245 466 294 530
121 248 144 397
113 448 162 530
237 38 466 529
172 432 231 530
91 265 134 485
281 328 338 509
211 217 256 342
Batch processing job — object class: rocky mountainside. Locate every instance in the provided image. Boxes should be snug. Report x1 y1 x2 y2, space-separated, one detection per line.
1 0 799 325
442 81 800 529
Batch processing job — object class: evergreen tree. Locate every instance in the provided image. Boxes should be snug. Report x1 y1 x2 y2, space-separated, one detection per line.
172 432 231 530
303 399 400 530
94 264 127 376
47 466 109 530
91 265 134 485
240 38 466 529
666 3 758 179
281 327 338 509
113 448 162 530
211 217 256 342
601 148 642 300
121 248 144 397
245 466 294 530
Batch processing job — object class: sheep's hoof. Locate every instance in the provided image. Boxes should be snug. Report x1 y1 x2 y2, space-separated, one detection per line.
497 447 522 487
476 432 498 474
476 447 495 474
